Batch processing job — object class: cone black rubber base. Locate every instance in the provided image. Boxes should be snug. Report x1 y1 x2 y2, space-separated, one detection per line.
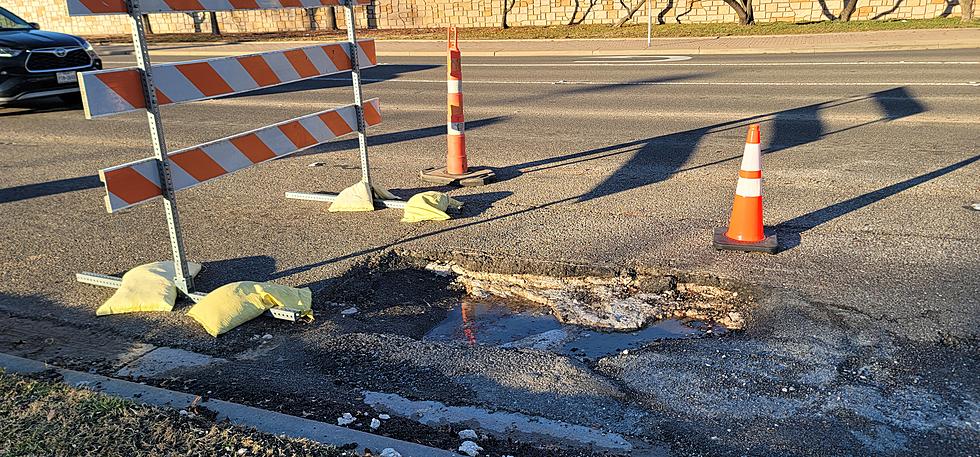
712 227 779 254
420 166 495 187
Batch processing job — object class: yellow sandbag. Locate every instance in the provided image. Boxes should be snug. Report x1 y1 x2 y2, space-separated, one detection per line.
96 261 203 316
328 181 400 212
186 281 313 337
401 191 463 223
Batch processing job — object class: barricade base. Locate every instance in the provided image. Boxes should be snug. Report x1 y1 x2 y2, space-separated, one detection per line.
420 166 495 187
284 191 407 209
711 227 779 254
75 272 300 321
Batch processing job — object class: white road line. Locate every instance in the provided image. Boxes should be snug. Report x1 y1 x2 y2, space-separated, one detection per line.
574 55 693 62
316 77 979 87
472 61 979 67
100 59 979 67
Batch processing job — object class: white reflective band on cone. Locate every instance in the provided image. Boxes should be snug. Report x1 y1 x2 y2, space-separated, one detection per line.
448 121 465 135
740 143 762 171
735 177 762 197
447 79 462 94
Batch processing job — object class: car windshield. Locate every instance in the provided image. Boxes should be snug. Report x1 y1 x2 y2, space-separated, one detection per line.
0 7 32 30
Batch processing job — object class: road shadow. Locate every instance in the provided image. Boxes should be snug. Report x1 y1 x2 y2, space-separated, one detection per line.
0 175 101 205
773 154 980 251
497 87 927 206
272 190 514 287
0 115 506 205
292 115 510 158
270 87 934 273
193 255 278 291
223 63 438 99
0 97 83 117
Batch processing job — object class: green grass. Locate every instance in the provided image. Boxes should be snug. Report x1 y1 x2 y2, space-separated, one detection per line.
0 370 342 457
85 17 979 43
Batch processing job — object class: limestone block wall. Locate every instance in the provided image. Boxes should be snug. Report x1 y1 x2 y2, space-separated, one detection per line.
2 0 968 37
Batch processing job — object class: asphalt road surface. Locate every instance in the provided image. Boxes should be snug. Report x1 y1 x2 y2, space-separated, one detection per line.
1 49 978 455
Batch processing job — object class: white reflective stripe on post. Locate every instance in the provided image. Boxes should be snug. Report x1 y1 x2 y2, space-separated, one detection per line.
447 79 462 94
740 143 762 171
448 121 465 135
79 40 376 118
99 99 381 213
66 0 365 16
735 177 762 198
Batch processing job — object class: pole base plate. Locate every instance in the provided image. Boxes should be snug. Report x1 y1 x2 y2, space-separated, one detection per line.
420 167 495 187
712 227 779 254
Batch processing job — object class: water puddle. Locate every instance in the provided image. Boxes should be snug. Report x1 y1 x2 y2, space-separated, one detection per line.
424 297 725 359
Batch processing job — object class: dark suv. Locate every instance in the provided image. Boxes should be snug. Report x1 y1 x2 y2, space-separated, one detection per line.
0 6 102 105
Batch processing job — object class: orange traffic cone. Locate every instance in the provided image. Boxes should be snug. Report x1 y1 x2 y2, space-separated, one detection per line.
420 27 495 187
713 124 778 254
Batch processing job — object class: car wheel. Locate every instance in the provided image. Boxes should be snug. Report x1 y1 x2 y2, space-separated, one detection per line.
58 93 83 105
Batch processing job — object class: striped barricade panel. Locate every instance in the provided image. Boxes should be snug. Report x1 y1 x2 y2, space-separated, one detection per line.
79 39 377 119
66 0 364 16
99 98 381 213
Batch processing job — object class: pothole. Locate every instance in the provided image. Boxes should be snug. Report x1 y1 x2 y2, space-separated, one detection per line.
322 252 754 359
424 260 747 332
379 255 753 360
423 295 726 359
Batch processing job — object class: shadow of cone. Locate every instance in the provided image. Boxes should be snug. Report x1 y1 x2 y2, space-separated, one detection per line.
713 124 778 254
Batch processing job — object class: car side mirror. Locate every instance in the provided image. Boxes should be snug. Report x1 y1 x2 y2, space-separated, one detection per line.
28 22 40 29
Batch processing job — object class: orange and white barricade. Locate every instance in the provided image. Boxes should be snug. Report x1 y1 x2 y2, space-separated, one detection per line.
73 0 387 312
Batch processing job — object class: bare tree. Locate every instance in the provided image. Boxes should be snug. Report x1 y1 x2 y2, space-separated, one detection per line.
326 6 339 30
963 0 975 21
615 0 645 27
306 7 318 30
502 0 517 29
721 0 754 24
568 0 599 25
657 0 675 24
838 0 859 21
186 12 205 33
209 11 220 35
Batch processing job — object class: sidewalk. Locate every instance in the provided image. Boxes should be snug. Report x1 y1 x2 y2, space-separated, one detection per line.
97 28 980 57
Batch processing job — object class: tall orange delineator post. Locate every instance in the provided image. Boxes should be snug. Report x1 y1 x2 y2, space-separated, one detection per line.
420 26 495 187
713 124 779 254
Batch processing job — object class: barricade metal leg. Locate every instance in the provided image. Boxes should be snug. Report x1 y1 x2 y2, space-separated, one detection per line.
285 1 405 210
345 2 371 186
128 0 195 294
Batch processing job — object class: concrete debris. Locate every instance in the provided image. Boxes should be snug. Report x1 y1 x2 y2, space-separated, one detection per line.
340 307 359 316
337 412 356 426
379 449 401 457
363 391 631 451
458 441 483 456
261 334 273 340
423 262 454 276
457 429 479 440
442 263 745 331
370 418 381 430
378 414 391 420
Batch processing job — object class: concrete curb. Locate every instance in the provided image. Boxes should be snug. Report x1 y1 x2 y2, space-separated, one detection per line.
95 40 980 58
0 352 455 457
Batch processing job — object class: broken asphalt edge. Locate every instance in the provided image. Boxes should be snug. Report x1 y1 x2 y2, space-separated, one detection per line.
0 351 456 457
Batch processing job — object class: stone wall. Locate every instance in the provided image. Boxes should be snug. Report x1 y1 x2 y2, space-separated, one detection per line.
4 0 968 37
